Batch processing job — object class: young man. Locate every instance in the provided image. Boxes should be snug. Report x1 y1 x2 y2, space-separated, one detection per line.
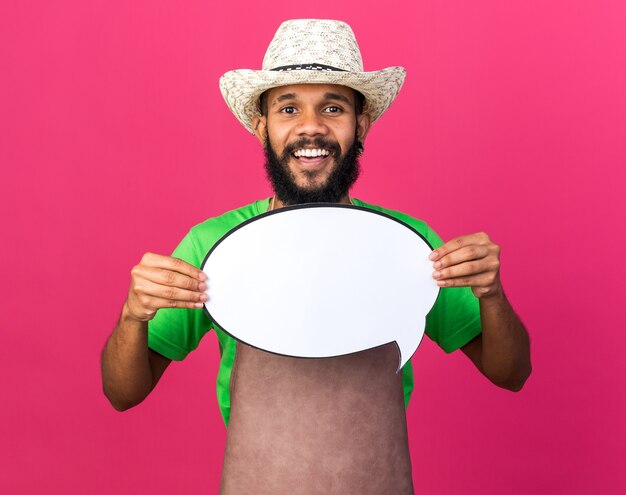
102 19 531 494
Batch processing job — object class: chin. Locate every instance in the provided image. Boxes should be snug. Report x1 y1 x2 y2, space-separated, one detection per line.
296 179 331 193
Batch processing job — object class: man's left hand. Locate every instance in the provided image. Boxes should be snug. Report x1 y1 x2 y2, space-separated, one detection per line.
429 232 502 299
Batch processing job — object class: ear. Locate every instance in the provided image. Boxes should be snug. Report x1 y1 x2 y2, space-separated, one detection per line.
252 114 267 145
356 112 371 142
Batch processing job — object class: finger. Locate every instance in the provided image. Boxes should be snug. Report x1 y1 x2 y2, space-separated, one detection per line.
133 265 206 291
433 245 490 270
140 253 206 281
433 260 495 281
429 232 490 261
133 295 207 319
134 279 208 303
435 271 498 288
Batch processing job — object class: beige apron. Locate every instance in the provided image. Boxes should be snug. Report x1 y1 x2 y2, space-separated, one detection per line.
219 342 414 494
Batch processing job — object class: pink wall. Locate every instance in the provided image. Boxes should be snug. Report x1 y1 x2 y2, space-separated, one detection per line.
1 1 624 493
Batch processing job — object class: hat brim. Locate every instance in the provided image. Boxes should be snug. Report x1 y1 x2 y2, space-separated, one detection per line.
219 66 406 134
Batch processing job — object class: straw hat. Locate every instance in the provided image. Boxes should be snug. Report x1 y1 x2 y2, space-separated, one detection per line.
219 19 406 134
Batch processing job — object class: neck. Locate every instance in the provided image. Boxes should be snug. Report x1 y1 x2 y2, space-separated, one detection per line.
270 194 352 211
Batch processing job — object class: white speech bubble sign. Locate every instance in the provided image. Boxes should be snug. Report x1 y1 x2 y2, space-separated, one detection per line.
201 204 440 372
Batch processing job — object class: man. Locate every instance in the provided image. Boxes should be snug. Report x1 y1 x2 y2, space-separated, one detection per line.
102 19 531 494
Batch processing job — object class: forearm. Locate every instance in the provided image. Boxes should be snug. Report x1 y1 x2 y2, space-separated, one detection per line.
479 289 531 391
101 302 154 411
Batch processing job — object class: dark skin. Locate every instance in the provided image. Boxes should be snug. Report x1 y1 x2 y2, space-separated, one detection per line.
101 84 530 412
431 232 532 390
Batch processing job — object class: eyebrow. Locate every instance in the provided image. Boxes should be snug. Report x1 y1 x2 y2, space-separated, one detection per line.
323 92 351 105
272 93 297 106
271 91 352 106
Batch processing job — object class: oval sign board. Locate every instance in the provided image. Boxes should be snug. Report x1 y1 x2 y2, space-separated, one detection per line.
201 204 439 371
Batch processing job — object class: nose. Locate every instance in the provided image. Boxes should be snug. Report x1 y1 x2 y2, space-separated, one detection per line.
295 109 329 137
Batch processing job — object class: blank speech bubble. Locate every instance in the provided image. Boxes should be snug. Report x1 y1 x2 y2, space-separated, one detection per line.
201 204 440 371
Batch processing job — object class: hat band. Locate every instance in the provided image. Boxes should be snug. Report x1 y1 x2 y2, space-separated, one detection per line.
270 63 347 72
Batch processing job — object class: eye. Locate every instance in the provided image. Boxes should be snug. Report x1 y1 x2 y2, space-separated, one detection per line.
279 106 297 114
324 105 342 113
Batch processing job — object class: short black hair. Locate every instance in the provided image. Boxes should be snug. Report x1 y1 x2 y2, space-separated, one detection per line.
259 89 365 117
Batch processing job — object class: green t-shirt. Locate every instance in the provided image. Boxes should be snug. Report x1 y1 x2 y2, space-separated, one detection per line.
148 198 482 427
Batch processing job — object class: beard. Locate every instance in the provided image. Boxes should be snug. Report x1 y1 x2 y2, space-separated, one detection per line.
263 132 361 205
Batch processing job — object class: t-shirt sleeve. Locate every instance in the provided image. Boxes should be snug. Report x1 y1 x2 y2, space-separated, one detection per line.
147 229 213 361
421 225 483 353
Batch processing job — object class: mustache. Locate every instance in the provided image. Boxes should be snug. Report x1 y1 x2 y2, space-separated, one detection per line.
282 138 341 159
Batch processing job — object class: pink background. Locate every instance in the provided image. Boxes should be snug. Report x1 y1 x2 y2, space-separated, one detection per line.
1 1 624 493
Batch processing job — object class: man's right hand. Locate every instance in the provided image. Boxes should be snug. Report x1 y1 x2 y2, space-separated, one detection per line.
124 252 208 322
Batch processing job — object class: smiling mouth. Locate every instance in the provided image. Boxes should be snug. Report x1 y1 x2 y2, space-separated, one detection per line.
292 148 331 159
291 148 332 168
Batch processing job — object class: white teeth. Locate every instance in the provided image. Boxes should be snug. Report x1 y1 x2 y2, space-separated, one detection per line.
294 148 330 158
